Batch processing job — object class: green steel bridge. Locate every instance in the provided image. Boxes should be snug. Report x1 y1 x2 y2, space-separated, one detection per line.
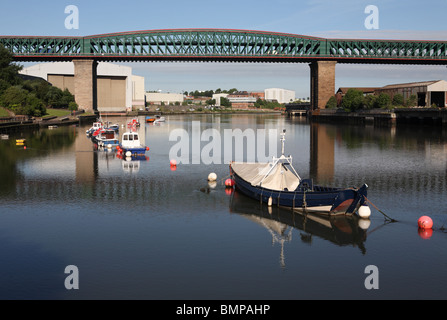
2 28 447 64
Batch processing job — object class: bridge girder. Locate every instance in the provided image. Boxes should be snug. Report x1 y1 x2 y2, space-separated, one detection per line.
1 29 447 64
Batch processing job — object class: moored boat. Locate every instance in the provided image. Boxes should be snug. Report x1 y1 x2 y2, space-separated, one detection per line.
229 130 368 216
116 127 149 157
86 121 103 137
153 115 165 123
96 129 120 148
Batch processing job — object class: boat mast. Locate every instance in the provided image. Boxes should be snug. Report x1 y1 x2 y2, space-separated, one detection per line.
280 129 286 156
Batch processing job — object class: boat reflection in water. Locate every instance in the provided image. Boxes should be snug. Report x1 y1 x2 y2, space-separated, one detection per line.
116 153 149 174
229 190 370 268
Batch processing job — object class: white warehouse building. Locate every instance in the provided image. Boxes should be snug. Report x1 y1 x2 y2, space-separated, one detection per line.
146 92 184 105
265 88 295 104
20 62 145 112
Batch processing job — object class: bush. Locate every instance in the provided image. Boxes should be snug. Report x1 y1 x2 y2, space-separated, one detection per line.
325 96 337 109
392 94 404 106
375 93 392 109
68 101 78 111
341 89 364 112
364 95 376 109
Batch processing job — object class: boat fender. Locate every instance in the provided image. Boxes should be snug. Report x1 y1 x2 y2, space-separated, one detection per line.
358 205 371 218
208 173 217 181
268 196 272 206
125 151 132 157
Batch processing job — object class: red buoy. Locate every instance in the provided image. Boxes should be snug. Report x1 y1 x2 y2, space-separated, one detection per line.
418 216 433 229
225 178 235 188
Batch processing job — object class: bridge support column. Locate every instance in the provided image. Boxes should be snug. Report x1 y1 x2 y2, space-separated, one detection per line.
309 61 336 110
73 59 98 114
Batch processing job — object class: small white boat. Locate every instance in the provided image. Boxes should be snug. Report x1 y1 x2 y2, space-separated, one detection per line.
153 116 166 123
86 122 103 136
116 130 149 157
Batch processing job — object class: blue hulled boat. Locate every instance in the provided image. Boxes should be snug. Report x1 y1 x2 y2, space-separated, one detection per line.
229 130 368 216
117 130 149 157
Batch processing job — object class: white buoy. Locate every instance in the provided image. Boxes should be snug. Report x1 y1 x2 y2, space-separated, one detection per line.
268 196 272 206
208 172 217 181
358 205 371 218
125 151 132 157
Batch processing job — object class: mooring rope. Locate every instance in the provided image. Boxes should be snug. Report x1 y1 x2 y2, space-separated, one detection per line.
365 196 398 222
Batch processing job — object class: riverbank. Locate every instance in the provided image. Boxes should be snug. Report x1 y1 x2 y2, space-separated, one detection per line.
0 108 283 133
306 108 447 126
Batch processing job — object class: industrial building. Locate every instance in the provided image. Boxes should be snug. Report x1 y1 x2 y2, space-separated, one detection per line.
20 62 145 112
375 80 447 107
336 80 447 108
146 92 184 105
265 88 296 104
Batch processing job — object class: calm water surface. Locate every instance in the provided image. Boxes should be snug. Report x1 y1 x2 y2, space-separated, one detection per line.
0 114 446 300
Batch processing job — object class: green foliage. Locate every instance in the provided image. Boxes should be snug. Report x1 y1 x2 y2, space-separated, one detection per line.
254 98 282 109
325 96 337 109
206 98 216 105
392 93 404 106
0 44 75 116
375 93 392 109
220 97 232 108
341 89 364 112
0 44 22 86
364 95 376 109
406 94 417 107
68 101 78 111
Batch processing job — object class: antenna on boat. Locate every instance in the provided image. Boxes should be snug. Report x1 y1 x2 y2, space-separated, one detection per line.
280 129 286 156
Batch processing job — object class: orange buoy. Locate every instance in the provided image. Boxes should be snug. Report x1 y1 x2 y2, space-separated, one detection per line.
225 178 235 188
170 159 177 166
418 216 433 229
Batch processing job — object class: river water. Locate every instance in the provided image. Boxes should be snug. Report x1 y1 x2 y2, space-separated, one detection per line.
0 113 446 300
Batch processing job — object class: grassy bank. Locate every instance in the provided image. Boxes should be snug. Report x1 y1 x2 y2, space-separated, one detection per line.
0 107 10 117
43 108 72 118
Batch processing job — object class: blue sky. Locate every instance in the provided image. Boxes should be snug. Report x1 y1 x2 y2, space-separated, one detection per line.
2 0 447 97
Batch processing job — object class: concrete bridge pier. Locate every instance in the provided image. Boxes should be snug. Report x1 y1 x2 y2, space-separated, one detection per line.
73 59 98 114
310 61 336 110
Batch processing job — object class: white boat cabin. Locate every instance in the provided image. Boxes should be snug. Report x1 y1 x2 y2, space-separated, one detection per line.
121 132 142 148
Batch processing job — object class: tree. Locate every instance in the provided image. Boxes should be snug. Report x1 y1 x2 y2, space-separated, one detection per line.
68 101 78 111
0 44 22 86
341 89 364 112
325 96 337 109
220 97 232 108
206 99 216 106
406 94 417 107
374 93 392 109
364 94 376 109
392 93 404 106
